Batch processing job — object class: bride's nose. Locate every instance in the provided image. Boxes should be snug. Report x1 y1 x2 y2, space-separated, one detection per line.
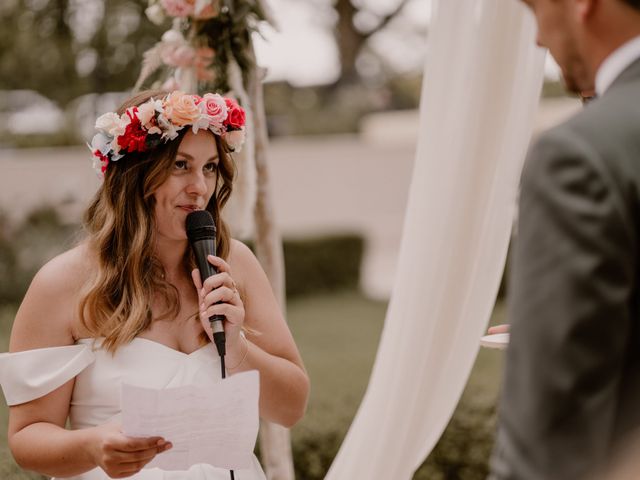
186 171 208 196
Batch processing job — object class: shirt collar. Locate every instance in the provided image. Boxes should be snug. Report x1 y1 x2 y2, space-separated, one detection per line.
595 35 640 96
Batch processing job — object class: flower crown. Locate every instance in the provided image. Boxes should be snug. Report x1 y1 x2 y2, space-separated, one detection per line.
89 91 246 178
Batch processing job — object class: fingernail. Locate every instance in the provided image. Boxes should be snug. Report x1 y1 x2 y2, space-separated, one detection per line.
156 439 165 446
164 443 173 451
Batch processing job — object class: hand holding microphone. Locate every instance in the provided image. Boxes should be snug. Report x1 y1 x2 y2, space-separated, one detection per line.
186 211 245 359
191 255 245 355
186 210 244 356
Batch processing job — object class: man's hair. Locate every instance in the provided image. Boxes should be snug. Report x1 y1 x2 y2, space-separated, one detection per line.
622 0 640 11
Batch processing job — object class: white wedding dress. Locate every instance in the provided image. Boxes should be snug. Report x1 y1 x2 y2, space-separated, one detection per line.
0 337 266 480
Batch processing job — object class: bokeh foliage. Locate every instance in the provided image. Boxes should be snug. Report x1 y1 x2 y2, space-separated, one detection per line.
0 0 164 106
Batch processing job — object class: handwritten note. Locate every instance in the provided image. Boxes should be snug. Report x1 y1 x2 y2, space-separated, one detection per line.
121 370 260 471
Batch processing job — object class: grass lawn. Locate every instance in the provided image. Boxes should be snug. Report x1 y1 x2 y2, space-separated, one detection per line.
0 293 506 479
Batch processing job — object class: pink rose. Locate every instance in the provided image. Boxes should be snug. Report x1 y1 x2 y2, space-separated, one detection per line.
195 1 219 19
161 77 180 91
160 44 196 68
163 91 201 127
160 0 194 17
201 93 227 133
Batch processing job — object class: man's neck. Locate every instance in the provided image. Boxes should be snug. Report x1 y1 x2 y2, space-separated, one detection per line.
586 5 640 82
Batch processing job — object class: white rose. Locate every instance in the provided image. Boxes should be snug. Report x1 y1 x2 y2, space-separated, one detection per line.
223 128 246 152
96 111 130 138
145 4 166 25
90 132 112 156
158 113 180 140
161 29 185 45
110 137 122 156
161 77 180 91
191 112 210 134
137 101 156 128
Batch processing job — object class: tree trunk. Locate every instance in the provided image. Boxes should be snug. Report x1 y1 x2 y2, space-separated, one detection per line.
245 43 295 480
334 0 366 84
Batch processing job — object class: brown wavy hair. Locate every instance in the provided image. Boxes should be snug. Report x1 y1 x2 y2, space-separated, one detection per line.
79 90 235 352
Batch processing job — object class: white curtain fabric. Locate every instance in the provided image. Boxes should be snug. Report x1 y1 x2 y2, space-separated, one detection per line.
324 1 545 479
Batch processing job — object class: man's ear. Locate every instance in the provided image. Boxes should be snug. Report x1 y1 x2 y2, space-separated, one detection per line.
574 0 598 22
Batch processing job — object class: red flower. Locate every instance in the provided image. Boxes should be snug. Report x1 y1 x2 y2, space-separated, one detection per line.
224 98 246 130
118 108 148 153
93 150 109 173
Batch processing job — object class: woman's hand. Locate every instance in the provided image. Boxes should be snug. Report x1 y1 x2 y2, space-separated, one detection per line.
192 254 245 350
487 324 510 335
89 423 171 478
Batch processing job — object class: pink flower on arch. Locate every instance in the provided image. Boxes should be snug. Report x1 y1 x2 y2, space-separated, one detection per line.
160 0 194 18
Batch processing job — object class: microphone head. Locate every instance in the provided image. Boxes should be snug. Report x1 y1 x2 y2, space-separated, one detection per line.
186 210 216 242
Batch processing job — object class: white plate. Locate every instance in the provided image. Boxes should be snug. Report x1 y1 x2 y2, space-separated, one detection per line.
480 333 510 350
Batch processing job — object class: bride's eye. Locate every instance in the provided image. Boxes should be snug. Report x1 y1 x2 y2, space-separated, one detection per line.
174 160 188 170
204 162 218 174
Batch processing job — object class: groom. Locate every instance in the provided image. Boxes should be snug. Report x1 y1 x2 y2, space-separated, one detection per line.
490 1 640 479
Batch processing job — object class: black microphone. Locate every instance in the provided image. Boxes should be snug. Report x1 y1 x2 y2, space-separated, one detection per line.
186 210 226 358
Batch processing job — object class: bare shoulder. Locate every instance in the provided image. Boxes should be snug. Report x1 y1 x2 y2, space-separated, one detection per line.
227 239 272 296
9 243 94 351
228 238 257 268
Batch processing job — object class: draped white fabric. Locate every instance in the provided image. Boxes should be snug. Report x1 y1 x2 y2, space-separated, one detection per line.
324 2 545 478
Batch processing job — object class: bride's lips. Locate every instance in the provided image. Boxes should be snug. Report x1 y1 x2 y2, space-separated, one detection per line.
177 205 201 213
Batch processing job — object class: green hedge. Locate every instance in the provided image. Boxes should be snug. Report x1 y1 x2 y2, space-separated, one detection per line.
0 205 365 304
290 401 496 480
282 234 364 298
0 207 78 305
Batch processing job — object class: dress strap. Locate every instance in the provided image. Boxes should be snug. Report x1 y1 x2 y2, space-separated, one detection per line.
0 345 95 406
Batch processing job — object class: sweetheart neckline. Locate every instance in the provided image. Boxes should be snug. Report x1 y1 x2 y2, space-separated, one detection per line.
76 337 212 357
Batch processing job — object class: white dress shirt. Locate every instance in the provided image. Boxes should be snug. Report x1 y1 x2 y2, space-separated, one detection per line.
595 35 640 96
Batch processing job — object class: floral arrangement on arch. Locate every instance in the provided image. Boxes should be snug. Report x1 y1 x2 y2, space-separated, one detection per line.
146 0 220 21
135 0 273 95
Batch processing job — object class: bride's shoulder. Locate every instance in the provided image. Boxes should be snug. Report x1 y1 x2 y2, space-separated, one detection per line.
34 242 94 291
11 243 95 350
228 238 259 271
227 238 269 290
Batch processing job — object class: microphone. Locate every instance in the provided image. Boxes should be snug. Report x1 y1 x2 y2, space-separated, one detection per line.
186 210 226 357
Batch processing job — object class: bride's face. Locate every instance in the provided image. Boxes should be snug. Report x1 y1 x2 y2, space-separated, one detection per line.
153 130 220 242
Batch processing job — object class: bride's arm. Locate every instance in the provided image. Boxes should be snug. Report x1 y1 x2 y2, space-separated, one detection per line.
212 240 310 428
7 249 169 478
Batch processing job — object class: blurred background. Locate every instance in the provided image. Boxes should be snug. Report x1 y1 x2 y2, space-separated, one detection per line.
0 0 581 478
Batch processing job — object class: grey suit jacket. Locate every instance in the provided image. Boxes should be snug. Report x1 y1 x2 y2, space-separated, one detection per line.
490 57 640 480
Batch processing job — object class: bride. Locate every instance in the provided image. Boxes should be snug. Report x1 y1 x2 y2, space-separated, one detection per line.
0 90 309 479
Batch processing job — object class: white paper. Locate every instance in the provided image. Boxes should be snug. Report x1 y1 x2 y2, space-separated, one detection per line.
121 370 260 471
480 333 510 350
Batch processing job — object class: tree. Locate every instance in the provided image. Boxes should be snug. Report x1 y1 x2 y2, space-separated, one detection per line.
0 0 163 106
333 0 412 84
